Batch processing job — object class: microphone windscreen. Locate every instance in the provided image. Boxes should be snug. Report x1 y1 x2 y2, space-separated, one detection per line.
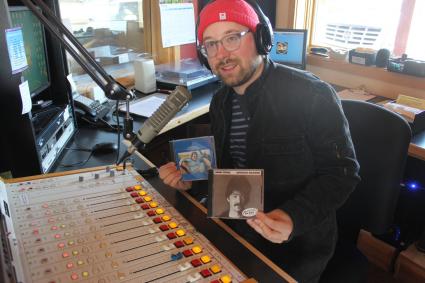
137 86 192 144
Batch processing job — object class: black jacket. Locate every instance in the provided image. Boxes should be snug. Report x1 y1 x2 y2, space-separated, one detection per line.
208 59 361 282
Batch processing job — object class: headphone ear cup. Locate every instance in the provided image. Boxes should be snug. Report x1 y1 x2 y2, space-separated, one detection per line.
197 48 211 70
254 23 273 55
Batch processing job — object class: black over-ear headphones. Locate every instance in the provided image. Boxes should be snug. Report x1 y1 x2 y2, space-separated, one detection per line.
196 0 274 70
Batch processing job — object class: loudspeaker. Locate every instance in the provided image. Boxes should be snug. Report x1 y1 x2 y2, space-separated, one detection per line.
375 48 390 68
196 0 273 70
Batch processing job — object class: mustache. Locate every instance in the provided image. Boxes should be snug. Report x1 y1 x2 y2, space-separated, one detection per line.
216 57 238 68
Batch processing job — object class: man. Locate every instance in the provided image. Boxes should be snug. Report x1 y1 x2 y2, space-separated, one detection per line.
159 0 360 282
220 176 251 218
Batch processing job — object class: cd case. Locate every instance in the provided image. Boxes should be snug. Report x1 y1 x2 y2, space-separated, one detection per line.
170 136 217 181
208 169 264 219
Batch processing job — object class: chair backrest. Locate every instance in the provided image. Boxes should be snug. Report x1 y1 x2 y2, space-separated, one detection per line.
338 100 412 241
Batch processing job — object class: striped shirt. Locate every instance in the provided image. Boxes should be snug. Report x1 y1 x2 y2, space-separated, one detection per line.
229 94 250 168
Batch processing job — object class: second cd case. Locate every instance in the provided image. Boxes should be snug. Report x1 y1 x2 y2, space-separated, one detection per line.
208 169 264 219
170 136 217 181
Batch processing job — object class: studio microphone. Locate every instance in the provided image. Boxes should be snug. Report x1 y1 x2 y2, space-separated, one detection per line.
117 86 192 165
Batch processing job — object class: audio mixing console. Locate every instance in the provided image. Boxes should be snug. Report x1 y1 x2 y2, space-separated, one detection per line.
0 166 248 283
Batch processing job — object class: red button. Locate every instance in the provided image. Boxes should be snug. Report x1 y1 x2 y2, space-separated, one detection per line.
159 225 169 231
174 241 184 248
135 198 144 203
167 233 177 239
182 249 193 257
130 192 138 197
147 211 156 217
200 269 212 278
126 187 134 192
141 204 150 210
191 259 202 267
153 217 162 223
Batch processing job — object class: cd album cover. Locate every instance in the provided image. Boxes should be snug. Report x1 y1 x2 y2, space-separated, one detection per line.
208 169 264 219
170 136 217 181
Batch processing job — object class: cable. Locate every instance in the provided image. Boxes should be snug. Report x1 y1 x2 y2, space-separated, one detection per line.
59 151 93 168
115 100 121 164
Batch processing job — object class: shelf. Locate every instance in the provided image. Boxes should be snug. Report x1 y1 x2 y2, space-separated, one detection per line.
307 54 425 90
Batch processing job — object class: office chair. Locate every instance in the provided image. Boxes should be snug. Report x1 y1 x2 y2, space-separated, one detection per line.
320 99 412 283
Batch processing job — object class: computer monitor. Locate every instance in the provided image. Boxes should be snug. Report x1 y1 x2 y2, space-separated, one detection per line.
269 29 307 70
9 6 50 97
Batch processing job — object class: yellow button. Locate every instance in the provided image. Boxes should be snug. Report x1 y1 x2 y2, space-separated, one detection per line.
155 208 164 214
82 271 89 277
183 237 193 245
200 255 211 263
162 215 171 221
176 229 186 237
72 250 79 256
149 202 158 208
168 222 178 229
210 264 221 274
77 260 84 265
68 240 74 246
192 246 202 254
220 275 232 283
143 196 152 202
134 185 142 190
138 190 147 196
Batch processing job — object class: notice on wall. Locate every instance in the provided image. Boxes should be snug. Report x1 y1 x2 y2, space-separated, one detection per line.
159 3 196 48
19 80 32 114
5 27 28 74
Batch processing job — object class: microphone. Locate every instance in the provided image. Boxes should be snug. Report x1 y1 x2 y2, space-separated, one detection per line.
117 86 192 165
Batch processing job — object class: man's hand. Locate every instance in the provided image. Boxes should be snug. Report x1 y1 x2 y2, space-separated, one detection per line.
158 162 192 190
246 209 294 243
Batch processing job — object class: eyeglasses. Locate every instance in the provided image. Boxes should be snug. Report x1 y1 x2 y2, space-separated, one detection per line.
200 30 250 58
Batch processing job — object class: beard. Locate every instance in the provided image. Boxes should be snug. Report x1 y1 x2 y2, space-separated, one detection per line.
213 57 260 88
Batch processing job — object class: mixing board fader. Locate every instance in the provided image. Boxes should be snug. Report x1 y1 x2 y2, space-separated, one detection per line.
0 167 247 283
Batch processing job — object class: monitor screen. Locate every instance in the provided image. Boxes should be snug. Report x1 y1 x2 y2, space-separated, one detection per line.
9 7 50 96
269 29 307 70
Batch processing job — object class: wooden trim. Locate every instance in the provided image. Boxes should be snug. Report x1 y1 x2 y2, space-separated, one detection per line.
143 0 152 54
408 143 425 161
307 54 425 91
3 165 125 183
180 190 297 283
150 1 181 64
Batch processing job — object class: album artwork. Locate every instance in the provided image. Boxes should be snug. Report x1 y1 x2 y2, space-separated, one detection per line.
170 136 216 181
208 169 264 219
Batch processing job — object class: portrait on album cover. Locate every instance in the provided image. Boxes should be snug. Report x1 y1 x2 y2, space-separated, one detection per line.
208 169 264 219
170 136 216 181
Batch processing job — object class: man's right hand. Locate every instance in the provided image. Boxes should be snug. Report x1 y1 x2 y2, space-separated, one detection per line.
158 162 192 190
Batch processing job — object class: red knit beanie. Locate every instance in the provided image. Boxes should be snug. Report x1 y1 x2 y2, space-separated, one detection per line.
197 0 260 44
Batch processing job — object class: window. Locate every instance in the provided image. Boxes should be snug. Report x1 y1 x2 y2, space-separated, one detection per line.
305 0 425 60
58 0 146 76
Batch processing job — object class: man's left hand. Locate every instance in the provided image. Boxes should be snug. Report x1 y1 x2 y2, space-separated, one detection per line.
246 209 294 243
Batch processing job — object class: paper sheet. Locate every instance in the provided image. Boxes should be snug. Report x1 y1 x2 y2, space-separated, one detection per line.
19 81 32 114
121 94 166 117
337 89 376 101
5 27 28 74
159 3 196 48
